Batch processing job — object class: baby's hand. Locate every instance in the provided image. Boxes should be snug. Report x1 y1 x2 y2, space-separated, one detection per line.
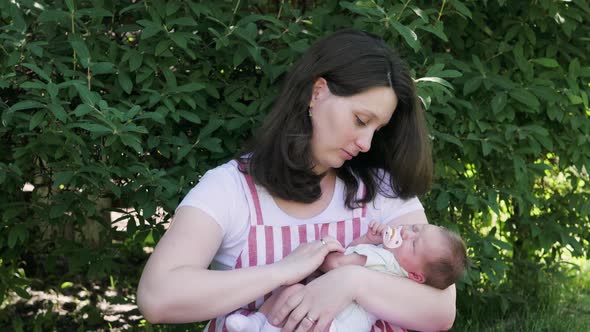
364 220 388 244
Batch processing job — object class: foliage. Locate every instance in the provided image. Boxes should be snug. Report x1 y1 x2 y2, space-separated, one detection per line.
0 0 589 330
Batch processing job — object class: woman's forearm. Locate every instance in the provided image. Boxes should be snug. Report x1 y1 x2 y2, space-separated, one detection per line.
352 266 456 331
137 262 286 324
137 207 291 324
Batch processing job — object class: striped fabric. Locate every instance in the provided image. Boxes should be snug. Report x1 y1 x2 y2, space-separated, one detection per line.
206 172 406 332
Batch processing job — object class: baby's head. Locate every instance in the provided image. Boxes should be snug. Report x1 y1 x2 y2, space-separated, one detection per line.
388 224 467 289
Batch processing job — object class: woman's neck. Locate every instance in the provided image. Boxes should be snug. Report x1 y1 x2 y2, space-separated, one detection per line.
272 169 337 219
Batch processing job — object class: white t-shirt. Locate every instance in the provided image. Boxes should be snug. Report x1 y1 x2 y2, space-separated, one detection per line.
177 160 423 270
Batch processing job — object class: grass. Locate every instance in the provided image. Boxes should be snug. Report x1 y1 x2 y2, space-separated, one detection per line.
452 259 590 332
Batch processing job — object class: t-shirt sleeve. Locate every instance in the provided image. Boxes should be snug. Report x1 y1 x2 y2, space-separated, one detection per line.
372 170 424 223
377 195 424 223
176 163 249 240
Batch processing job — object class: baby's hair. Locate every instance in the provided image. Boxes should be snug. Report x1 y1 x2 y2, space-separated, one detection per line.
423 227 468 289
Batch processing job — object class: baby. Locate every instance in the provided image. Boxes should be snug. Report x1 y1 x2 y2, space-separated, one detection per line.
226 221 468 332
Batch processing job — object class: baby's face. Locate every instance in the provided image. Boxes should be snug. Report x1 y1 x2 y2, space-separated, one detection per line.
391 224 446 273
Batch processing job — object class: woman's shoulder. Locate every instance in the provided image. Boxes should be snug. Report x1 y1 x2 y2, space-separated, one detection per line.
181 159 245 205
201 159 243 183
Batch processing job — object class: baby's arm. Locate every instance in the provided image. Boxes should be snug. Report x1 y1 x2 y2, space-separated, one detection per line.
320 221 389 272
319 252 367 273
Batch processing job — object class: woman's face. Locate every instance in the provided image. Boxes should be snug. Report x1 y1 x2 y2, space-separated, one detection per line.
309 78 398 173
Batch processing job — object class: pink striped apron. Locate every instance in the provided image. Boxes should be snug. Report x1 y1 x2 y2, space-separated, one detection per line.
205 171 406 332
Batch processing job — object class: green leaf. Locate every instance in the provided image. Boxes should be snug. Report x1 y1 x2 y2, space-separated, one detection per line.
69 37 91 67
74 84 99 106
390 20 420 52
14 287 32 300
155 40 172 56
491 92 507 113
77 8 113 17
166 1 181 15
54 171 74 188
463 76 482 95
435 191 450 211
481 140 492 156
175 83 206 93
120 134 143 153
226 117 248 131
29 111 45 130
233 47 249 67
47 82 59 98
61 281 74 289
20 81 45 90
168 17 197 27
509 88 540 108
73 104 94 117
531 58 559 68
22 63 51 82
8 224 27 248
38 9 70 23
416 77 454 90
436 132 463 147
9 100 44 111
449 0 473 18
491 238 512 251
76 123 112 135
178 110 201 124
199 118 224 138
141 26 162 40
65 0 75 11
91 62 116 75
169 33 187 49
129 52 143 72
199 137 223 152
118 71 133 94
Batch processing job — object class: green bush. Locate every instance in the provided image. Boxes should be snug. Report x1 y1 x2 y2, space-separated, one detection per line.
1 0 589 329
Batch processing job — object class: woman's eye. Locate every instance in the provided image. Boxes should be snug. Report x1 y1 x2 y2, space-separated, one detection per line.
355 116 367 127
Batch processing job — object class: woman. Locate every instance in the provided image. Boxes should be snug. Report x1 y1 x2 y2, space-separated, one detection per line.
137 29 456 332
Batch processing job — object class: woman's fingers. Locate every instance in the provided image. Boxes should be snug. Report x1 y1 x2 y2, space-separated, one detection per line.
283 303 310 332
313 316 332 332
268 287 302 327
295 315 316 332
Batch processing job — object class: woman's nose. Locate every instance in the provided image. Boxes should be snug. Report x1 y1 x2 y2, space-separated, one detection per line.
356 130 373 152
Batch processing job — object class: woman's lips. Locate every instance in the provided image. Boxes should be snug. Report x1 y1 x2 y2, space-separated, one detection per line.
341 149 354 160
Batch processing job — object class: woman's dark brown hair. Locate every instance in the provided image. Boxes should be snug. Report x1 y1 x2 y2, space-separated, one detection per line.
240 29 432 208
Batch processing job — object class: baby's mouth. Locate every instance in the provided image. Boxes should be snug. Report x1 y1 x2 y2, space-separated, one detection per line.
383 226 403 248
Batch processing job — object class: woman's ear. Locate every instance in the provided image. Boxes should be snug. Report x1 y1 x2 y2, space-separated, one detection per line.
311 77 329 104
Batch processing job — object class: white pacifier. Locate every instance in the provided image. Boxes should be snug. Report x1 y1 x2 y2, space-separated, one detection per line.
383 225 403 248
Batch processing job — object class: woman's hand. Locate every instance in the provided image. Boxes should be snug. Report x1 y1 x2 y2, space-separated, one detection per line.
268 265 362 332
274 236 345 286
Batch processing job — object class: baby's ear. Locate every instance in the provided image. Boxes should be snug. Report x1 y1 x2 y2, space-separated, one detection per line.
408 272 425 284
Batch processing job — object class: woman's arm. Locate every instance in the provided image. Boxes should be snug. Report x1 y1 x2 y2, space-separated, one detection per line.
137 206 343 324
268 210 456 332
354 266 456 331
